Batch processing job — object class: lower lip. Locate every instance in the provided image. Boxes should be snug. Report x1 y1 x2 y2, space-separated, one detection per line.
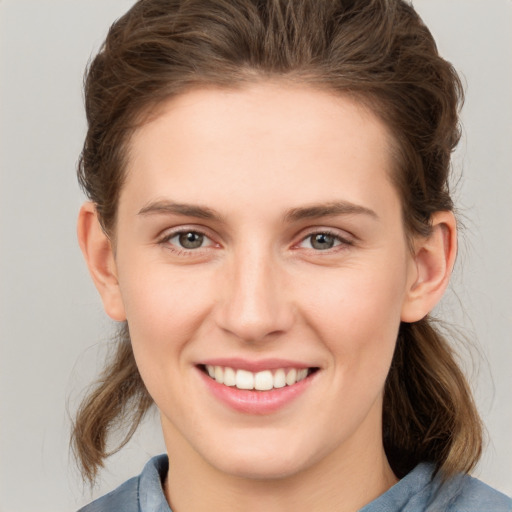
198 369 315 415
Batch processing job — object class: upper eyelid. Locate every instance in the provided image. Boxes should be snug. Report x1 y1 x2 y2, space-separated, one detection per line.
296 226 355 243
158 224 214 239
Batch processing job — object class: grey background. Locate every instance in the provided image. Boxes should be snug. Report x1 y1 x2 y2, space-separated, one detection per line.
0 0 510 510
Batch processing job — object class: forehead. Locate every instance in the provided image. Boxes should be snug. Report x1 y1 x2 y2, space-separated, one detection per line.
121 83 399 221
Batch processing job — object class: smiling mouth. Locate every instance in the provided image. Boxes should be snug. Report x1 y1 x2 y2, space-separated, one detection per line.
199 365 319 391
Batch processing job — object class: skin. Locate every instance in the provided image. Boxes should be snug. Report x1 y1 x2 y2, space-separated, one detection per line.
79 83 457 512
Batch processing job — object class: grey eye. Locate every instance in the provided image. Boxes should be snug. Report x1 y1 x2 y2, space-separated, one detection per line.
178 232 204 249
309 233 337 250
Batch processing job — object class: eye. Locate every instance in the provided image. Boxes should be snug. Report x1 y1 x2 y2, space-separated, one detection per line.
163 230 214 250
299 232 350 251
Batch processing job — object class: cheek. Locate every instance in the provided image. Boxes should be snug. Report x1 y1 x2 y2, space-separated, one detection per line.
303 260 406 328
117 265 219 413
296 259 408 374
116 257 216 366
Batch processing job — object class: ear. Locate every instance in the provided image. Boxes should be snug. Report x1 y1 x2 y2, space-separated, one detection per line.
401 211 457 323
77 202 126 322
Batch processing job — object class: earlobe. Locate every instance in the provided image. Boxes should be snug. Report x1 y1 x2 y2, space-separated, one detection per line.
77 202 127 322
401 211 457 323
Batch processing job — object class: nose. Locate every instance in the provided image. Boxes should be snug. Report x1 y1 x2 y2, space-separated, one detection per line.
215 247 294 343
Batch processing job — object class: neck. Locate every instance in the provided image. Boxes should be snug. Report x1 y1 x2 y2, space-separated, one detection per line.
162 411 398 512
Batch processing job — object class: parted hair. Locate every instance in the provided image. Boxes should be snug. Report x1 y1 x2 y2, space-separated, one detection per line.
73 0 482 483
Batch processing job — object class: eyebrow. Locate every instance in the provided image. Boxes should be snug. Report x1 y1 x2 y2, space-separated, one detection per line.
137 199 378 223
138 200 222 221
284 201 379 222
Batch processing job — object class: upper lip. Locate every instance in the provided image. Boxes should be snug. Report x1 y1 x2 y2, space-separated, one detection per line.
197 358 317 373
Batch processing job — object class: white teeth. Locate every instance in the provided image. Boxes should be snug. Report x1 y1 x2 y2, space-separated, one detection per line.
223 367 236 387
297 369 308 381
205 365 312 390
214 365 224 384
285 368 297 386
236 369 254 390
273 368 286 388
254 370 273 391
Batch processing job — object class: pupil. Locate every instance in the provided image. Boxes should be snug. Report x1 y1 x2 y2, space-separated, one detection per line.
312 233 334 250
179 232 203 249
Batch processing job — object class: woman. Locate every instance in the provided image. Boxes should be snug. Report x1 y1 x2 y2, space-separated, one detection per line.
73 0 512 510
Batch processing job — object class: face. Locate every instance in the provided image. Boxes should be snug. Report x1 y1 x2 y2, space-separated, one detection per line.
110 83 417 480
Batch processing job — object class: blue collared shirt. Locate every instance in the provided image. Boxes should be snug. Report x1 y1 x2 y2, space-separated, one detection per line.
79 454 512 512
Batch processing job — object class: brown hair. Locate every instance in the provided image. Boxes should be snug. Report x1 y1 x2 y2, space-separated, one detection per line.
73 0 482 484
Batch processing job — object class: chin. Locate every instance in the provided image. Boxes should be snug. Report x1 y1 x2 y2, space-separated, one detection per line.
213 453 309 481
198 433 325 481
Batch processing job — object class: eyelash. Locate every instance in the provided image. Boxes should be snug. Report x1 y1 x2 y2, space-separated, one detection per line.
157 228 354 255
296 230 354 252
157 228 217 256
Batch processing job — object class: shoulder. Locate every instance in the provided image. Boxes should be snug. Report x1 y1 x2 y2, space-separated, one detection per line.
443 474 512 512
360 463 511 512
77 476 140 512
409 464 512 512
77 454 169 512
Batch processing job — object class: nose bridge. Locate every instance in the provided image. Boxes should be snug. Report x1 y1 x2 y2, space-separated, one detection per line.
216 241 292 342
